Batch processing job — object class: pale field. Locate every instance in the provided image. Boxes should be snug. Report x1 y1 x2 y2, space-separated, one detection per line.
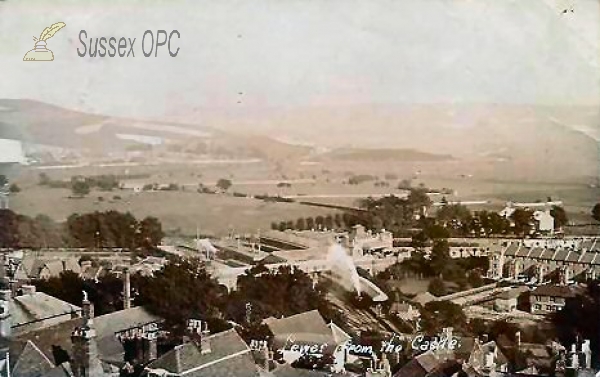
10 186 343 237
10 157 600 238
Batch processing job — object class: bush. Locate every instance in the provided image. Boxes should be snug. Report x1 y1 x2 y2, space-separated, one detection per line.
428 278 447 296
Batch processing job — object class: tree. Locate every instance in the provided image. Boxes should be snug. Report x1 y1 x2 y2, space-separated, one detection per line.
229 265 328 323
428 277 447 296
511 209 533 236
550 206 568 229
71 179 90 197
0 210 19 248
38 173 50 186
551 281 600 365
133 257 228 336
216 178 232 191
429 240 451 278
421 301 466 334
0 175 7 187
295 218 306 231
9 184 20 193
324 215 334 230
139 216 164 248
592 203 600 222
407 188 432 212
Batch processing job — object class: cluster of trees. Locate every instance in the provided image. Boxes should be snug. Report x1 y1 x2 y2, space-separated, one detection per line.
67 211 163 249
0 209 164 249
0 210 65 248
35 257 338 344
40 174 122 197
271 213 351 232
347 174 377 185
34 271 124 316
593 203 600 222
378 240 488 295
551 280 600 367
354 189 432 236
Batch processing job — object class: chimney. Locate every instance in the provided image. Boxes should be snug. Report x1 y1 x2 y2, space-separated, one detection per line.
0 294 11 338
582 340 591 369
142 333 158 363
123 268 131 310
71 292 103 377
262 342 270 372
200 322 211 355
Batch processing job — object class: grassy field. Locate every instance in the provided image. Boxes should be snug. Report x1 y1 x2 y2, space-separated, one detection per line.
10 186 342 237
10 158 599 237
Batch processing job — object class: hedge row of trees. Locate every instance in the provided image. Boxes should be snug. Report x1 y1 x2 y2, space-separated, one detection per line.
271 212 364 232
0 209 164 249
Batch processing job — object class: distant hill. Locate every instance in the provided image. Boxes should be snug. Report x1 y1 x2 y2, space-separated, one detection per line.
320 148 452 162
176 103 599 181
0 99 313 163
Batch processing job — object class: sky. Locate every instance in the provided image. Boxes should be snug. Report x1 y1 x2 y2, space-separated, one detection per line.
0 0 599 120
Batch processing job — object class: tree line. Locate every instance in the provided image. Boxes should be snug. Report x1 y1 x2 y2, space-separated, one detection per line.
0 209 164 249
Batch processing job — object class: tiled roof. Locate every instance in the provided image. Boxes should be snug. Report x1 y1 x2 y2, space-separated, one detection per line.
148 329 259 377
531 285 575 298
264 310 335 349
12 341 54 377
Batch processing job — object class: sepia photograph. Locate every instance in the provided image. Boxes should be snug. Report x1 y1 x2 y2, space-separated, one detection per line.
0 0 599 376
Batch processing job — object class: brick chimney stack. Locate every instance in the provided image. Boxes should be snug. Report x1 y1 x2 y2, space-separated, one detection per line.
123 267 131 310
71 291 103 377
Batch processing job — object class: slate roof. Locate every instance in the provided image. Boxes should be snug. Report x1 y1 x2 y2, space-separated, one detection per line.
504 244 520 256
528 248 544 259
271 364 347 376
94 307 161 338
39 362 73 377
579 252 596 264
515 247 530 258
147 329 259 377
553 249 569 261
12 341 54 377
11 306 162 366
11 293 81 335
537 249 554 261
11 317 80 365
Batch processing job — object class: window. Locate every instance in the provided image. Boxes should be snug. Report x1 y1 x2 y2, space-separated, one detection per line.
550 296 555 302
534 305 541 310
546 305 553 311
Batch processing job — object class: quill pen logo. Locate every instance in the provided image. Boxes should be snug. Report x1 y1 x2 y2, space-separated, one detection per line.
23 22 66 61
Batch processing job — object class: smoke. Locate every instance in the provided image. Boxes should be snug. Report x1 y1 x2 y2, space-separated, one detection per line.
327 243 361 295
